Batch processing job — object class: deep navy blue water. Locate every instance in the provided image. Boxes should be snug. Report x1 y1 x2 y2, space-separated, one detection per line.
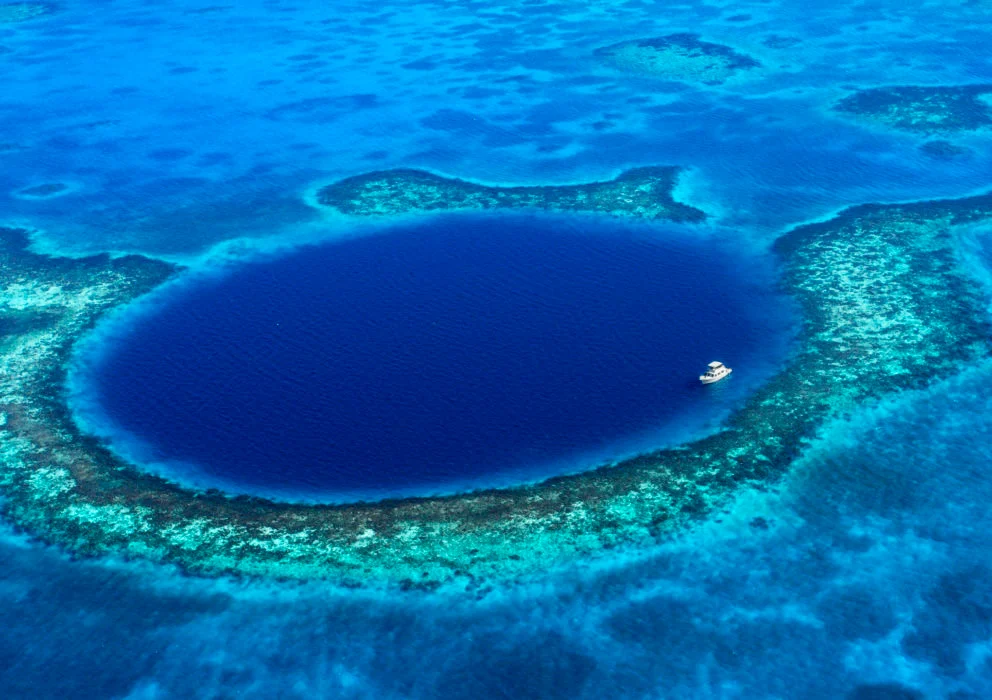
80 214 792 499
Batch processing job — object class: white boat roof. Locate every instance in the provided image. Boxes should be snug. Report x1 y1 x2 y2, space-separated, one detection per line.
708 361 724 368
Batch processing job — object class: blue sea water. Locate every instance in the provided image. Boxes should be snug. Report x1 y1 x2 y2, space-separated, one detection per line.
1 0 992 697
73 214 794 501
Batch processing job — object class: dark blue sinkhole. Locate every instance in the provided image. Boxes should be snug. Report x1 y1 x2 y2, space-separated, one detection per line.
71 213 796 502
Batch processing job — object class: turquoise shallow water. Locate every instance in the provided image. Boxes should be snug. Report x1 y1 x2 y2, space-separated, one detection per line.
2 0 990 257
1 0 992 696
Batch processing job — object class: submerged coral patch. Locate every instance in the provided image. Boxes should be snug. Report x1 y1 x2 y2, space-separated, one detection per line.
266 95 380 124
594 34 760 84
315 167 706 222
0 3 53 23
1 175 991 591
762 35 801 49
834 85 992 133
14 183 70 199
919 140 972 160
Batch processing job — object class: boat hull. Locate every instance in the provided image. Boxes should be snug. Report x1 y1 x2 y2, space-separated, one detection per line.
700 368 732 384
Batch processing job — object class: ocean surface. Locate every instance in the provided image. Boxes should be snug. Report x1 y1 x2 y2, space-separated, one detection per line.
71 213 794 501
1 0 992 697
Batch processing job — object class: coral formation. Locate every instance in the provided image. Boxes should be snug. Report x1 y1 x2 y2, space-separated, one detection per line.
1 179 991 591
834 85 992 134
594 34 760 84
316 167 706 223
919 140 972 159
16 183 69 199
0 3 53 23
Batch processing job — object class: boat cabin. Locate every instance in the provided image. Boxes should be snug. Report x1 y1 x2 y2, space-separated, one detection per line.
700 360 732 384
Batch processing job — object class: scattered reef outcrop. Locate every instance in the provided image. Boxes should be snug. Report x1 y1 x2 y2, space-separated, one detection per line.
0 3 54 23
594 34 760 84
919 140 972 160
1 176 991 592
315 167 706 223
834 85 992 134
15 183 69 199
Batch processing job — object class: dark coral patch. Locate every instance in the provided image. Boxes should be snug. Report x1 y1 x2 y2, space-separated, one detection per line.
265 94 380 123
594 33 760 84
401 58 438 70
15 182 69 198
762 35 802 49
919 139 972 160
901 564 992 674
847 683 924 700
148 149 192 162
834 85 992 134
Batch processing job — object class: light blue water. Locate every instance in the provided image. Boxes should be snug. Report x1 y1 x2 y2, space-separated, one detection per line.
2 0 990 258
2 0 992 696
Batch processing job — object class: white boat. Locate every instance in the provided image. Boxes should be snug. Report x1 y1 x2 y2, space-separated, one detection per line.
700 361 732 384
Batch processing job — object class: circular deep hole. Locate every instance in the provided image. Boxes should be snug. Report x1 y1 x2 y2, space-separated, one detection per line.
71 214 796 502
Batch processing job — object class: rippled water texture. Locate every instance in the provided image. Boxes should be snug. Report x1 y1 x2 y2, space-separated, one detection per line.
1 0 992 696
73 214 793 501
